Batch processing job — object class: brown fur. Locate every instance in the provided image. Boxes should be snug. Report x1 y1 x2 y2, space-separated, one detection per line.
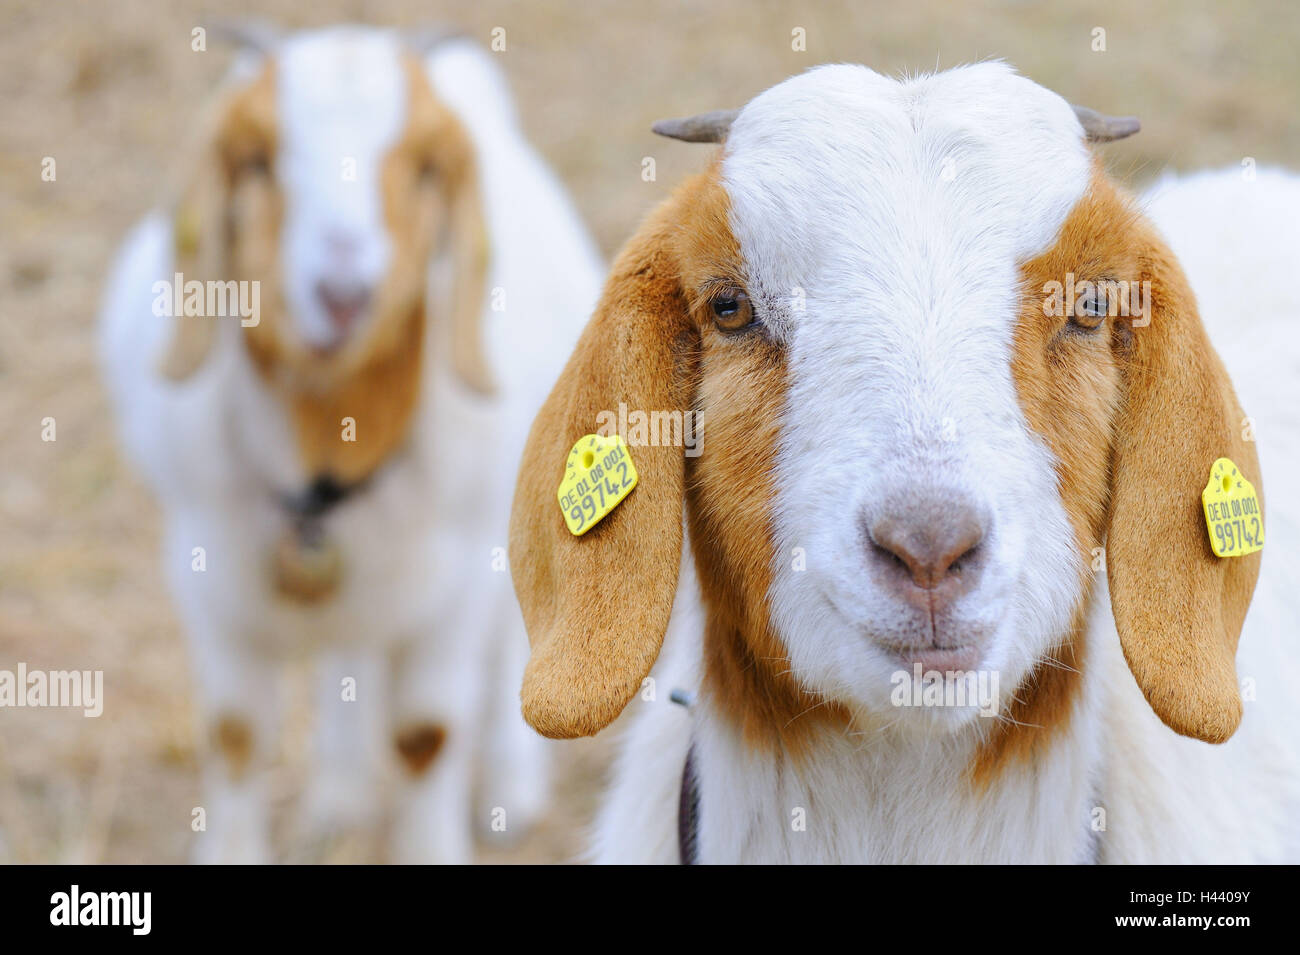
686 263 850 753
393 723 447 775
970 609 1087 786
980 162 1261 779
212 714 255 781
248 304 426 483
511 164 844 747
162 62 280 380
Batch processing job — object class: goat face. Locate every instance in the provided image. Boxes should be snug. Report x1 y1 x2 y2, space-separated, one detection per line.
729 64 1100 733
511 62 1260 751
163 27 490 393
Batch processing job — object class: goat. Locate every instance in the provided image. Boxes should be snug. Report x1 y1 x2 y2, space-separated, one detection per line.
100 24 604 863
508 62 1300 863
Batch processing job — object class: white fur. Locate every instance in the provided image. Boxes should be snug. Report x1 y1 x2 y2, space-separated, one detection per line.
594 65 1300 863
277 31 407 351
100 28 604 863
740 63 1087 732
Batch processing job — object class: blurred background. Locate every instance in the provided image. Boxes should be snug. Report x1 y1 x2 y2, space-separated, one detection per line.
0 0 1296 863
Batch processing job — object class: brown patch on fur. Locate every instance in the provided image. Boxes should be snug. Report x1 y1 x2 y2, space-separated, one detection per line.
683 217 851 753
393 56 494 396
511 162 845 746
970 610 1087 788
374 57 492 394
250 304 426 483
394 723 447 775
161 61 280 380
984 159 1260 776
211 715 254 781
1012 168 1133 570
979 166 1134 774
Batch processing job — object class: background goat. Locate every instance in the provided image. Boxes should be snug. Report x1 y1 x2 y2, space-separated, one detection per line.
100 25 604 862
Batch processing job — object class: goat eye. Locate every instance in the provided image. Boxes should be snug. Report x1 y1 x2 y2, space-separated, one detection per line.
237 151 271 178
711 289 754 332
1071 286 1108 330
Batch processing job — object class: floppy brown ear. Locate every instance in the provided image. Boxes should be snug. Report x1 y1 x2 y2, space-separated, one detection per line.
509 199 697 739
1106 220 1261 744
158 144 227 380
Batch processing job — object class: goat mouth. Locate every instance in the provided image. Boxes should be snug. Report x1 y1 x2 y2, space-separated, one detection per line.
304 335 350 358
877 641 984 673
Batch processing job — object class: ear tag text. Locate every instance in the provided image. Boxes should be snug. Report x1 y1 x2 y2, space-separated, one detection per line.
558 434 638 536
1201 457 1263 557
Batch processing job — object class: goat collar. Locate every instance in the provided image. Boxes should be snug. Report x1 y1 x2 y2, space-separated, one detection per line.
678 743 700 865
279 473 370 523
271 472 373 605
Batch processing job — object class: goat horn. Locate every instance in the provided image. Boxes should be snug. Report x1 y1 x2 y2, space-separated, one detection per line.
1071 104 1140 143
206 18 282 55
651 108 740 144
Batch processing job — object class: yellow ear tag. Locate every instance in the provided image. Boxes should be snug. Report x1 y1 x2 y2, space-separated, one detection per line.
557 434 638 536
1201 457 1263 557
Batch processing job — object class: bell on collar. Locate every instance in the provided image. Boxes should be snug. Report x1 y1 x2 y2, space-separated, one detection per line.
273 520 343 604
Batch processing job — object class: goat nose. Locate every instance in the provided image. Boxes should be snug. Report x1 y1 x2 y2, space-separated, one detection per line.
867 501 986 590
324 230 360 257
315 279 372 333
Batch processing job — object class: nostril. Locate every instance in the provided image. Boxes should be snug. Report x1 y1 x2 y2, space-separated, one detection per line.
941 538 981 578
868 507 986 590
870 537 914 577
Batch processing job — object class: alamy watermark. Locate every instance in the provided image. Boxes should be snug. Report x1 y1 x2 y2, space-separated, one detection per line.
595 402 702 457
890 664 1000 717
152 272 260 327
0 663 103 717
50 885 150 935
1042 273 1151 327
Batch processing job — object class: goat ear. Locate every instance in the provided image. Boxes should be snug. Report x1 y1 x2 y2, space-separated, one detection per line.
509 200 695 739
444 155 494 395
158 125 228 381
1106 221 1261 744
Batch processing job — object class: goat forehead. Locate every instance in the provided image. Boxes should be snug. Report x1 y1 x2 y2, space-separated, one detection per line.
275 30 409 179
720 63 1091 352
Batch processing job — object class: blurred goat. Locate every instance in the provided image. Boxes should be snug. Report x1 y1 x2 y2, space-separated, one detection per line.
100 24 604 862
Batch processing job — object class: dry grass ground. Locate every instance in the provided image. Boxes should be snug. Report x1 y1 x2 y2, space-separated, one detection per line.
0 0 1295 863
